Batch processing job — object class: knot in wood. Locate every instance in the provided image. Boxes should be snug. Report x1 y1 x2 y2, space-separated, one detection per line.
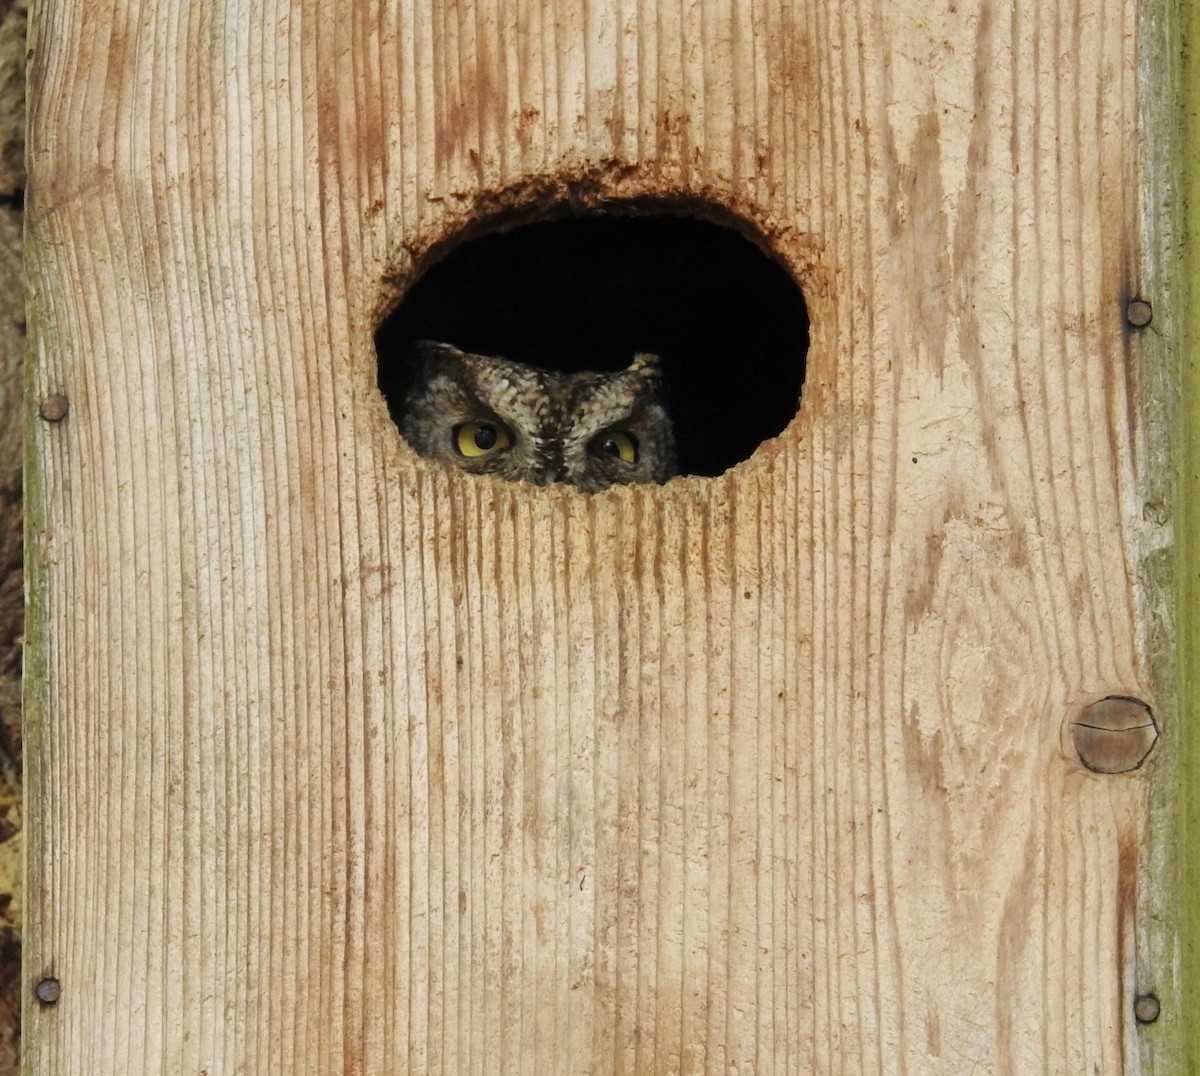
1070 696 1157 774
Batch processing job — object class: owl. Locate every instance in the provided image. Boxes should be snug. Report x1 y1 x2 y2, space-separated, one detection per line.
397 340 677 492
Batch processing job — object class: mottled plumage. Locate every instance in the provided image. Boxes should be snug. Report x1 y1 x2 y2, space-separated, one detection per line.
398 341 677 492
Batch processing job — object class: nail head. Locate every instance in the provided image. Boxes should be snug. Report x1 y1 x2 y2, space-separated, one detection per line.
1126 300 1153 328
34 977 60 1005
1134 994 1160 1024
39 394 69 422
1070 695 1158 774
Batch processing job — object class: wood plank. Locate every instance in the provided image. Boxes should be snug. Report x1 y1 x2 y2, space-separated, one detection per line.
1165 0 1200 1069
23 0 1160 1070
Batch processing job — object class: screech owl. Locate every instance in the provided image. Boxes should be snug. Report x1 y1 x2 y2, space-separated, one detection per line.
397 340 678 492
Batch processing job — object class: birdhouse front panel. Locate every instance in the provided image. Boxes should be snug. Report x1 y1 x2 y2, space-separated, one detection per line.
24 0 1157 1071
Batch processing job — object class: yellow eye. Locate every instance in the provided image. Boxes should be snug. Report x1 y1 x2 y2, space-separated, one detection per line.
593 430 638 464
455 421 511 459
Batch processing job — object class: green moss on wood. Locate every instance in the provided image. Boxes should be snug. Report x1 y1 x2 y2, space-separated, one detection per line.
1180 0 1200 1068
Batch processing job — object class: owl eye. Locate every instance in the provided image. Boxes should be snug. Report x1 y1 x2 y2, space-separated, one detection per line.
454 421 512 459
592 430 639 464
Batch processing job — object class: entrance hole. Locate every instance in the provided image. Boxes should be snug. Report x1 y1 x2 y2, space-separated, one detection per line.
376 212 809 478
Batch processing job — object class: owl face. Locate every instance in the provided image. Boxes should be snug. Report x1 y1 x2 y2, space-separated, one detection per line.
397 341 677 492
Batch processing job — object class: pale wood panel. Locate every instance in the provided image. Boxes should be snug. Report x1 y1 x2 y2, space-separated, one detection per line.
24 0 1154 1072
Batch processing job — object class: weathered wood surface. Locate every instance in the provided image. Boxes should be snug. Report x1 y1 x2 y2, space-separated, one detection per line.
24 0 1161 1072
1170 0 1200 1068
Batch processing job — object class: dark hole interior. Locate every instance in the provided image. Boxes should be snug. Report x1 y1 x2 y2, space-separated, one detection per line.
376 213 809 477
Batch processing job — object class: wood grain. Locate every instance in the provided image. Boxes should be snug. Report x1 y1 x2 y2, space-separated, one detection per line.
24 0 1160 1071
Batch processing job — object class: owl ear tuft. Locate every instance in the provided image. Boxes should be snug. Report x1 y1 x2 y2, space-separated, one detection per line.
412 340 468 365
627 352 664 379
408 341 479 389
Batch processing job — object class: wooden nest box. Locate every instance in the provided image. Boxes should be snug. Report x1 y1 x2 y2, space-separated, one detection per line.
24 0 1176 1071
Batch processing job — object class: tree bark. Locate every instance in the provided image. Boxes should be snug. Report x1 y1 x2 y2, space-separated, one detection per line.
0 0 25 1069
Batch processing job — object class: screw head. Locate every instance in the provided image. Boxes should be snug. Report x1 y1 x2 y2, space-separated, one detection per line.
1134 994 1161 1024
34 977 60 1005
38 394 69 422
1126 300 1153 328
1070 696 1158 773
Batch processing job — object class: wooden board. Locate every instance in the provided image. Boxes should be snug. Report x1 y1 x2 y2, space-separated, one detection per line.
1170 0 1199 1068
24 0 1165 1070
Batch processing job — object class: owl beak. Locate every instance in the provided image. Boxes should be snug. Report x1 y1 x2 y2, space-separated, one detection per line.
529 447 565 486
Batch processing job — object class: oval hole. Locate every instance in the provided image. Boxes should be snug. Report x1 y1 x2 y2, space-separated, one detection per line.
376 212 809 478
